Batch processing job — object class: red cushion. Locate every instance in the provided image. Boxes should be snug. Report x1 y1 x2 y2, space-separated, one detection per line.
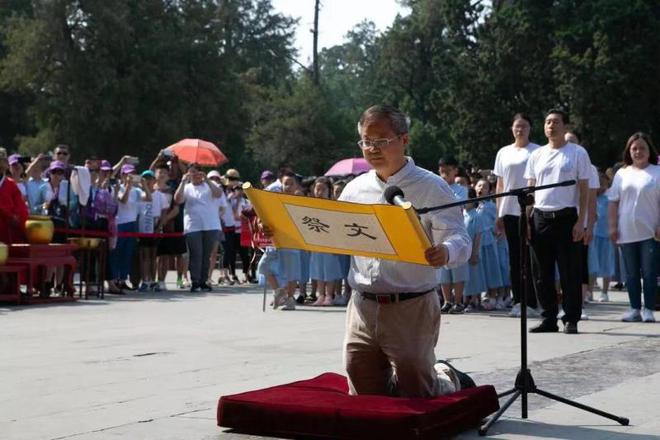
217 373 499 439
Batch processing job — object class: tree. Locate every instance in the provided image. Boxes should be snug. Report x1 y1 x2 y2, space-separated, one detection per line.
0 0 296 175
245 75 354 176
551 0 660 166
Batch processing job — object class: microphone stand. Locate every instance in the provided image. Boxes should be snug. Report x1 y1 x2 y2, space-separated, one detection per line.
412 180 629 435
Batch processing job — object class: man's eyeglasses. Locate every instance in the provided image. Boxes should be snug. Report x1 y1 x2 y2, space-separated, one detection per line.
56 151 69 156
357 136 401 150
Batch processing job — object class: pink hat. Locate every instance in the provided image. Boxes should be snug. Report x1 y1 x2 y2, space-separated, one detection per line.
100 160 112 171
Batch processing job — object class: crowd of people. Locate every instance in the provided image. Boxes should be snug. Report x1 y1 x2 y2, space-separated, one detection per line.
0 110 657 326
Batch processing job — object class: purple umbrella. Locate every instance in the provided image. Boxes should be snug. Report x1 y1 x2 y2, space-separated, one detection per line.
324 158 372 176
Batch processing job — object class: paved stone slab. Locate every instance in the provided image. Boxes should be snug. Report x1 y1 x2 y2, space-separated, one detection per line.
1 280 658 440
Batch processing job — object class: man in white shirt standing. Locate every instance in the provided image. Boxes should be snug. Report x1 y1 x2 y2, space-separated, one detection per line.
337 105 471 397
524 109 590 334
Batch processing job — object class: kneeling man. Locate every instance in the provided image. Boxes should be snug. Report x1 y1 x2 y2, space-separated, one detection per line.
337 105 471 397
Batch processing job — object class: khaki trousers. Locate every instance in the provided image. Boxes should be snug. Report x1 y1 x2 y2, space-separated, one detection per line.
343 291 451 398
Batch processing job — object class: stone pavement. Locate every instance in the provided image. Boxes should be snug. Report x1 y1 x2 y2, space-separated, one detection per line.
1 275 658 440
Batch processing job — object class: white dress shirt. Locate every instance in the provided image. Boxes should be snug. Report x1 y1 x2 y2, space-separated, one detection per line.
338 158 471 293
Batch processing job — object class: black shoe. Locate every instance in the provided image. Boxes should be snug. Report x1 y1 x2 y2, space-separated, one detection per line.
440 302 454 313
448 303 465 314
529 320 559 333
120 281 137 291
190 283 201 293
435 360 476 390
295 294 305 304
200 283 212 292
564 322 578 334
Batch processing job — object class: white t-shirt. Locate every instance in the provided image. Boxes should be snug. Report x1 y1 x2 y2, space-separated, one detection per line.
116 186 142 224
137 190 169 233
215 191 228 227
493 142 540 216
523 142 591 211
229 195 247 233
220 191 235 228
608 164 660 244
265 180 282 192
181 182 222 233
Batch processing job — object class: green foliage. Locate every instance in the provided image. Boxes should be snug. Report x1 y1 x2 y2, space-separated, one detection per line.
0 0 295 173
0 0 658 178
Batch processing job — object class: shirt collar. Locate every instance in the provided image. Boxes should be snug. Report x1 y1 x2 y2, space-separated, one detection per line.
370 157 416 186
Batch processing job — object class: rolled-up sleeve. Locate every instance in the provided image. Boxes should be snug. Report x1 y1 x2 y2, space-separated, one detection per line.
422 184 471 268
429 207 471 268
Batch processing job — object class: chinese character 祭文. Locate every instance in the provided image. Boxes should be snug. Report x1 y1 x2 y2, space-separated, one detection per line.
344 222 377 240
302 216 330 233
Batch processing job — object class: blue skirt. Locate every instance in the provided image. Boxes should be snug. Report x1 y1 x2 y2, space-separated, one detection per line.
279 248 302 283
479 243 503 289
299 250 311 284
338 254 351 278
496 237 510 286
588 236 615 278
310 252 344 282
257 248 283 287
465 260 486 297
436 263 469 284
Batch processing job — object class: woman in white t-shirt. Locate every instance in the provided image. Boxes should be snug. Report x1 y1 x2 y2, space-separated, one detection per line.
108 164 142 293
608 132 659 323
492 113 540 316
174 164 224 292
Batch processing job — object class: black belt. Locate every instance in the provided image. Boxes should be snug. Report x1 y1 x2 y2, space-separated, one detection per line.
533 207 577 219
360 289 433 305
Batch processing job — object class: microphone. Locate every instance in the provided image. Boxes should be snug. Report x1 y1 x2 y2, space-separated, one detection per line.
384 185 413 210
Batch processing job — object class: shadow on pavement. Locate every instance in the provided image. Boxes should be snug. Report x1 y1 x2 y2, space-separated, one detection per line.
459 419 660 439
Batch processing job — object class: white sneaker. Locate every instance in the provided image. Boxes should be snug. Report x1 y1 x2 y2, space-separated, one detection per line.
597 293 609 302
503 296 513 308
481 298 495 311
508 303 521 317
581 311 589 320
281 297 296 311
272 289 287 310
621 308 642 322
558 307 566 320
641 308 656 323
495 298 506 311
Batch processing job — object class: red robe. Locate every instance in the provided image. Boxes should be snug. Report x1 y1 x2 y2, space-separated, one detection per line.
0 176 28 244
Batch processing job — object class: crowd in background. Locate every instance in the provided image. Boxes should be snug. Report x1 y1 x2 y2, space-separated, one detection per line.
0 114 657 322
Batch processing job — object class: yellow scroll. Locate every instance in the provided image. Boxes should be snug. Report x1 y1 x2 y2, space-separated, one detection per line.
243 182 432 266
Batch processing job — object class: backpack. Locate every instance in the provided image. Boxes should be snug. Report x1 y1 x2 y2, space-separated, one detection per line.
92 188 118 219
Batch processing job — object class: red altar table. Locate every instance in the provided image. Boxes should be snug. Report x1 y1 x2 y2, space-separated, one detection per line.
0 264 27 304
7 244 78 303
